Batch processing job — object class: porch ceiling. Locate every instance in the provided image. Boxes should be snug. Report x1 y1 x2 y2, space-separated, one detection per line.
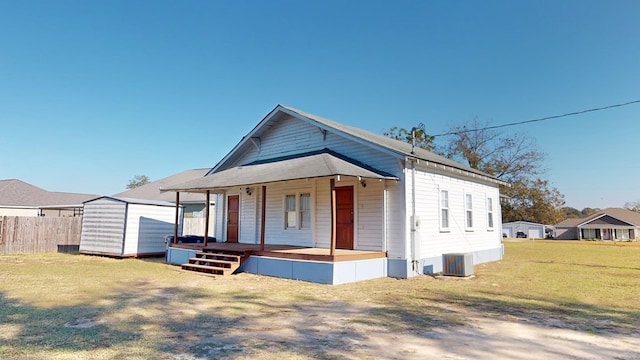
161 149 398 193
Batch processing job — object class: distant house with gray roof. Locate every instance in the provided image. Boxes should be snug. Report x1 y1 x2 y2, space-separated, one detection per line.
554 208 640 240
0 179 97 217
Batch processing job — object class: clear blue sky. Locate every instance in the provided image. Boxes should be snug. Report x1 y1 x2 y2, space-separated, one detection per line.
1 0 639 210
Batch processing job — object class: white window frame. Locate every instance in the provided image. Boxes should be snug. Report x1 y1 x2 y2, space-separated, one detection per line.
284 194 297 229
439 190 450 232
465 192 473 231
284 193 312 230
299 193 311 229
487 196 494 230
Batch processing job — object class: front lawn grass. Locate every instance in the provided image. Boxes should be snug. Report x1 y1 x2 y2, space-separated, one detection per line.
0 240 638 359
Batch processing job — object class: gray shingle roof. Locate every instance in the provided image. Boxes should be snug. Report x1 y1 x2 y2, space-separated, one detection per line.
114 168 211 202
162 150 398 193
555 208 640 227
0 179 98 207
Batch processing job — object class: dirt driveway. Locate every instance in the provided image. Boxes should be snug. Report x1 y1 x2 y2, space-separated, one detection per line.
164 276 640 360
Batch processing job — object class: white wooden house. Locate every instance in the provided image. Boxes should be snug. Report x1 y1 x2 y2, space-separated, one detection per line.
163 105 506 284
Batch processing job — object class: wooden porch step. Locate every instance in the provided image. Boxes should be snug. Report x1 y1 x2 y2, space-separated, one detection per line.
181 263 234 276
194 253 241 261
180 250 245 277
188 258 237 267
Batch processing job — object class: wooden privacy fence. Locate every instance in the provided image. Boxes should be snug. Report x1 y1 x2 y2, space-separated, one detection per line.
182 218 206 236
0 216 82 255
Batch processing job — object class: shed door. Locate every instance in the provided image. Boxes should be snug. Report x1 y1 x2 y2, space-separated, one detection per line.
227 195 239 243
335 186 354 249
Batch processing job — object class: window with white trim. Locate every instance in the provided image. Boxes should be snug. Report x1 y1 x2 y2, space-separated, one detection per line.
487 197 494 230
299 193 311 229
465 193 473 230
285 194 296 229
440 190 450 230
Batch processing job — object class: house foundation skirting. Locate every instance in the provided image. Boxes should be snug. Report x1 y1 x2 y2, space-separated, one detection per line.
165 246 389 285
166 245 504 283
241 256 387 285
388 245 504 278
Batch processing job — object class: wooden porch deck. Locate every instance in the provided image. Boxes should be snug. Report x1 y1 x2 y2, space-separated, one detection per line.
169 242 387 262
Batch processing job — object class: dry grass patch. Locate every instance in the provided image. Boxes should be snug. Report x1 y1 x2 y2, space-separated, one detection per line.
0 241 639 359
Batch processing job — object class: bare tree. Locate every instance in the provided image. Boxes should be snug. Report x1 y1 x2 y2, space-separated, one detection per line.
624 201 640 212
441 118 563 224
442 117 544 183
387 117 565 224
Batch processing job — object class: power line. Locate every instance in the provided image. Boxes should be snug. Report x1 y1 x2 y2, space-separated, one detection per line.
433 99 640 137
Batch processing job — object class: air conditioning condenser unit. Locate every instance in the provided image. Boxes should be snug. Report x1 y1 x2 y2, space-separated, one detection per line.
442 253 474 277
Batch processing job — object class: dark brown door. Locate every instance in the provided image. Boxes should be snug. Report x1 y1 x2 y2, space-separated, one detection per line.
227 195 239 243
335 186 354 249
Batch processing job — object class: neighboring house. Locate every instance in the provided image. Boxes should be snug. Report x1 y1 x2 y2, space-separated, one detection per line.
502 221 546 239
554 208 640 240
0 179 97 217
163 104 507 283
113 168 214 235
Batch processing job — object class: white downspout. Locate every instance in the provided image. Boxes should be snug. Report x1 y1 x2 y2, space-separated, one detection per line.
410 159 416 271
409 127 418 272
383 180 388 254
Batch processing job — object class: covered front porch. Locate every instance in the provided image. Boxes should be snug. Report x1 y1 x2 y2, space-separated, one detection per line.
162 149 398 284
578 226 636 240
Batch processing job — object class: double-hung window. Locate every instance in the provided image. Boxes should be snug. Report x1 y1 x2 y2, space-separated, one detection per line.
285 193 311 230
285 194 297 229
440 190 450 231
487 197 494 230
299 193 311 229
465 193 473 230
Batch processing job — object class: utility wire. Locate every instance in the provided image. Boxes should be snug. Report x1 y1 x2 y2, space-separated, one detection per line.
433 99 640 137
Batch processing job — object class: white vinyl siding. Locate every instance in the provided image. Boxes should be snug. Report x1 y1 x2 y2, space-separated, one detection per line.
239 191 258 244
80 199 126 254
228 116 401 180
123 203 177 255
263 180 314 246
356 179 385 251
80 197 179 256
408 168 502 261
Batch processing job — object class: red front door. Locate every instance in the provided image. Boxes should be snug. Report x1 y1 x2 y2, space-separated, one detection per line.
335 186 354 249
227 195 239 243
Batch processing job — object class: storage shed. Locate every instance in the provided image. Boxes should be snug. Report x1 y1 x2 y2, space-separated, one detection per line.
502 221 546 239
80 196 182 257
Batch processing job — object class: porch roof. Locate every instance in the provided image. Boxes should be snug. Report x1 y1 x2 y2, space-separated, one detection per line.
161 149 398 193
